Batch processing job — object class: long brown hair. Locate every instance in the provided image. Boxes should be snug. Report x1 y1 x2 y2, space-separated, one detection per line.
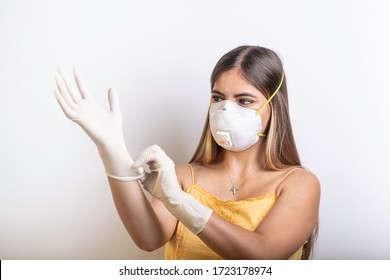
190 45 317 259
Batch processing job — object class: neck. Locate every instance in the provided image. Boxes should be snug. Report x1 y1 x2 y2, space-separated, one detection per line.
219 139 266 174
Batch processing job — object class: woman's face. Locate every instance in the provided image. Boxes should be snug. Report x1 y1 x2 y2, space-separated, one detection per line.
211 68 271 127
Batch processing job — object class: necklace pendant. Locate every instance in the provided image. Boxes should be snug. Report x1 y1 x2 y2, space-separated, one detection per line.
229 186 239 195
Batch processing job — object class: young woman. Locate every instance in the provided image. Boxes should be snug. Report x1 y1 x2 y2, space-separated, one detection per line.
54 45 320 260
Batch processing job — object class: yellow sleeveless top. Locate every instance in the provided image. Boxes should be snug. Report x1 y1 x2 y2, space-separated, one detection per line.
165 165 304 260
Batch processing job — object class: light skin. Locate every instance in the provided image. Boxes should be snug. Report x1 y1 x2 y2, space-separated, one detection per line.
109 67 320 259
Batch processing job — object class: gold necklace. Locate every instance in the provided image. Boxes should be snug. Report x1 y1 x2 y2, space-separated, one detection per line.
222 163 258 195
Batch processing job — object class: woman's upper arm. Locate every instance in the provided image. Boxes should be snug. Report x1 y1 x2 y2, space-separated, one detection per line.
255 169 321 259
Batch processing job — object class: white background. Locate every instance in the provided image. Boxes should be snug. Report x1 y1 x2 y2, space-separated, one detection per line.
1 0 389 260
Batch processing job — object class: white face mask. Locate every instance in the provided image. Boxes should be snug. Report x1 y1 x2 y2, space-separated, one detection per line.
209 73 284 152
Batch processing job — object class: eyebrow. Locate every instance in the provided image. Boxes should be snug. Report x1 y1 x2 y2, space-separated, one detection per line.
211 89 258 99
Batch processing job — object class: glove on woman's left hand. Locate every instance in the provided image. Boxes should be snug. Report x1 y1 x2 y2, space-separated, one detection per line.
133 145 212 235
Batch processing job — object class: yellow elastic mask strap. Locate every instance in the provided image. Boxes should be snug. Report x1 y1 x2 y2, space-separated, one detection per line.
255 72 284 138
256 72 285 115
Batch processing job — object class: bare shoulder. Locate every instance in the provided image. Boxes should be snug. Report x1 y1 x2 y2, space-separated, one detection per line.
175 162 213 191
277 168 321 200
175 163 192 191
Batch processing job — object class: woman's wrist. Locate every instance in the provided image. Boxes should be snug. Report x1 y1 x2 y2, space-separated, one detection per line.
97 142 144 181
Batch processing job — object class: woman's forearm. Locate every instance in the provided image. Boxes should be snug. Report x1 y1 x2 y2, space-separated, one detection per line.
108 177 176 251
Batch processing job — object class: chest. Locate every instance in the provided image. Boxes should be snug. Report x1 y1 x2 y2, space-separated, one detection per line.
193 170 283 202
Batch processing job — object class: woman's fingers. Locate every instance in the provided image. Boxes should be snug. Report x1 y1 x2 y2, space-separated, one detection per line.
133 145 163 169
73 67 91 100
54 88 75 119
57 67 82 104
133 145 174 172
55 67 118 121
108 88 120 112
55 73 76 110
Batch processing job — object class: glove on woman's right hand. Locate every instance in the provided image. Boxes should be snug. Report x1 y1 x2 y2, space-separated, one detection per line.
54 67 143 181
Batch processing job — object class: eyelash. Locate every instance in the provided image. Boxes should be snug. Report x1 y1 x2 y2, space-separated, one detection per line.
211 95 253 105
239 99 252 105
211 96 223 102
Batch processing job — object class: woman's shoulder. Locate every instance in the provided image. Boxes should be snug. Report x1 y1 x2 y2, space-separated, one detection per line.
175 163 206 191
176 162 212 173
175 162 213 191
276 166 321 199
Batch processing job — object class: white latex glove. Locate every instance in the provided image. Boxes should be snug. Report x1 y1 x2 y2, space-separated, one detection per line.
54 67 143 181
133 145 212 235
